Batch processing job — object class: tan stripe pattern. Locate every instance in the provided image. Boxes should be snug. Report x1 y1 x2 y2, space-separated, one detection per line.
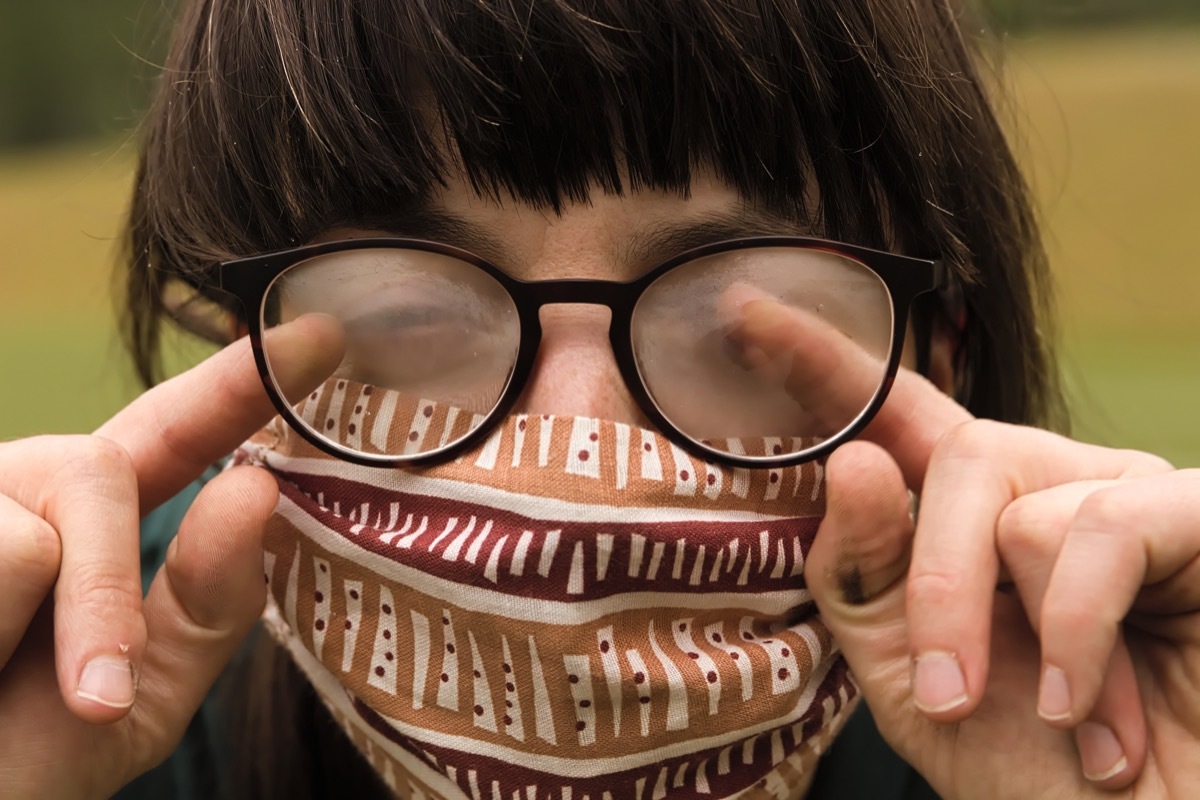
245 408 855 800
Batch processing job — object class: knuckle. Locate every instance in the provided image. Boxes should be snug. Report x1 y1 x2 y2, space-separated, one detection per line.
1073 489 1133 538
145 392 202 469
1042 600 1111 641
68 563 143 618
58 435 136 486
933 418 1007 464
40 436 139 514
1124 451 1174 476
996 497 1066 559
5 512 63 580
905 567 963 610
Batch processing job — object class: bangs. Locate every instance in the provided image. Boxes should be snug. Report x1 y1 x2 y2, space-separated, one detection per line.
135 0 976 271
128 0 1064 435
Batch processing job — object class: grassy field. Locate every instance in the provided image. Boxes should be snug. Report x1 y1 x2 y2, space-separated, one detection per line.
1 28 1198 465
1004 29 1200 464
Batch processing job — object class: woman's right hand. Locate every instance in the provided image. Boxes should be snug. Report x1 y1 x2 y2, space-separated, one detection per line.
0 315 339 799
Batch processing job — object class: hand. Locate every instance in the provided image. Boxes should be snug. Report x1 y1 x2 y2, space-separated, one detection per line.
804 369 1200 797
727 294 1199 796
0 315 342 799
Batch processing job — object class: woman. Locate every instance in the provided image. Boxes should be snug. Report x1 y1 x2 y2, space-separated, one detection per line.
1 1 1196 797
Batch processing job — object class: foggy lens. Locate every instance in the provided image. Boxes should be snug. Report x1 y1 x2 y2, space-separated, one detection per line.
631 247 894 459
261 248 519 458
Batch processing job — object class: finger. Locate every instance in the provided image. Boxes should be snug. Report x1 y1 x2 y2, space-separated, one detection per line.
997 480 1113 624
996 481 1146 788
905 422 1171 725
95 313 344 515
1126 469 1200 617
126 466 278 763
0 437 154 723
805 442 916 721
1040 471 1200 724
0 314 334 725
856 369 974 490
721 287 892 437
34 437 147 723
0 494 61 672
1071 638 1144 788
721 289 973 489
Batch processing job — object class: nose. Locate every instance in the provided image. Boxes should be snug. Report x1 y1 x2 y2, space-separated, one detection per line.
513 304 650 426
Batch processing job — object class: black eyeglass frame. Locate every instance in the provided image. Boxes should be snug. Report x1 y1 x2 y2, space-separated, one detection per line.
218 236 945 469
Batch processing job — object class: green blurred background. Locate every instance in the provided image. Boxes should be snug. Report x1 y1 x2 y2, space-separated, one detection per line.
1 1 1198 466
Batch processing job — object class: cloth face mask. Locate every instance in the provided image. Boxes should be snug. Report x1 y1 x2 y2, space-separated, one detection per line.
238 404 857 800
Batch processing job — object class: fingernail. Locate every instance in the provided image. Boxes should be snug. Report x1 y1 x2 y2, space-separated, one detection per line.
1038 664 1072 722
913 651 968 713
77 656 136 709
1076 722 1128 782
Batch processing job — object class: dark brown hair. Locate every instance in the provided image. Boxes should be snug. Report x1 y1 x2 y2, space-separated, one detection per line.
122 0 1065 429
120 0 1065 796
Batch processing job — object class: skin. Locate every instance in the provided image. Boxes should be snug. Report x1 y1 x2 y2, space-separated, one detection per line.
0 173 1197 798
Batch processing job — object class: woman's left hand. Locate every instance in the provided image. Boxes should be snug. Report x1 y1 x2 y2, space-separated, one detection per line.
803 368 1200 798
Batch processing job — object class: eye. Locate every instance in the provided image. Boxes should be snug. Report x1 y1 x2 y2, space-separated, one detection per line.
344 306 455 339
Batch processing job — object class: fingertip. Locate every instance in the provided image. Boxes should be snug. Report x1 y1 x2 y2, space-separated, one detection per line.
1037 664 1075 726
911 650 970 718
213 463 282 519
165 466 279 630
826 441 909 511
173 465 280 554
61 621 146 723
1060 640 1147 788
715 281 772 322
1076 721 1138 789
74 653 138 718
275 311 346 350
262 313 346 399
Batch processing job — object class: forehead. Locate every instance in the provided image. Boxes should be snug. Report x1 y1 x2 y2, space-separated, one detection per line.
330 168 819 281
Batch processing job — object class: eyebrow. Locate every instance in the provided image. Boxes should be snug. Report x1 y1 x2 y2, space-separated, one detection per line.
355 208 512 264
360 202 817 276
620 207 817 269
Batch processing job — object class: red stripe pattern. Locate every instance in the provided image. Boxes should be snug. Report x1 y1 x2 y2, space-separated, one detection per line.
244 409 856 800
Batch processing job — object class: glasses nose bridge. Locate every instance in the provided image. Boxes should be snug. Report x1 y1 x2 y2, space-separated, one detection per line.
521 277 634 315
515 277 641 408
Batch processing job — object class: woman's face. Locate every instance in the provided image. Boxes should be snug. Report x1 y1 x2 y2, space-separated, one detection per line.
312 168 925 442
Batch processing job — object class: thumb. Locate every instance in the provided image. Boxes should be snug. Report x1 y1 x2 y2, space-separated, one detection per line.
806 442 917 724
126 465 278 765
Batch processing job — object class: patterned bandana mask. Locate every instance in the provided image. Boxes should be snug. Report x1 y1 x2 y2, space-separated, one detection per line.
237 403 857 800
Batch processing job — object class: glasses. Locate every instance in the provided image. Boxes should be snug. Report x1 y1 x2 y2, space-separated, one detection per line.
217 236 944 469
